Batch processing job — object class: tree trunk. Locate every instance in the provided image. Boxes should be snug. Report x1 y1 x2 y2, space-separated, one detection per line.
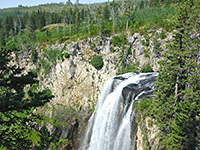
88 6 91 41
120 0 124 30
68 0 72 37
112 1 115 34
63 15 66 35
76 0 79 33
175 74 179 98
126 17 129 32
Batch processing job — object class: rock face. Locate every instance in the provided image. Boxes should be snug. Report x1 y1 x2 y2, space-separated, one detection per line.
136 117 160 150
129 30 172 71
15 30 172 149
38 41 118 149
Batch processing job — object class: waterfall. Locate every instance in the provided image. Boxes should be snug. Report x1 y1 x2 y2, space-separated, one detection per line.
81 72 157 150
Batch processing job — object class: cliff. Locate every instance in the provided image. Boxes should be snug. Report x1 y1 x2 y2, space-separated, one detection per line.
14 29 172 149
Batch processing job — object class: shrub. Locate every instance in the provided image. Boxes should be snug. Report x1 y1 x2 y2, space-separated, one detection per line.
141 39 149 47
64 52 70 59
141 40 146 46
110 47 115 53
6 40 17 51
144 49 150 58
140 64 153 72
31 49 38 62
116 63 138 75
112 34 128 47
59 52 70 61
90 55 104 69
160 30 167 39
153 38 162 52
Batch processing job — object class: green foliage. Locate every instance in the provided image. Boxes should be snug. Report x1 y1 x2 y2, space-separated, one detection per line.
37 48 69 75
140 64 153 73
149 0 161 7
134 97 152 117
136 1 200 149
144 49 150 58
141 39 149 47
103 5 110 21
90 55 104 69
102 21 112 36
14 31 36 51
160 29 166 39
112 34 128 48
116 63 138 75
153 37 162 52
28 130 41 146
5 40 17 51
0 48 53 149
31 49 38 62
131 6 175 31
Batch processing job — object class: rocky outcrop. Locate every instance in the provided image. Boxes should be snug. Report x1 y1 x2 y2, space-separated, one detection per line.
37 39 118 149
136 117 160 150
14 30 172 149
129 29 172 71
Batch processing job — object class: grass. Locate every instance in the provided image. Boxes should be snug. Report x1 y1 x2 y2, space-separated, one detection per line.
131 6 176 32
116 63 138 75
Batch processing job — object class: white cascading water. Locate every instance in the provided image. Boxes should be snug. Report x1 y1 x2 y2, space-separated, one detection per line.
81 72 157 150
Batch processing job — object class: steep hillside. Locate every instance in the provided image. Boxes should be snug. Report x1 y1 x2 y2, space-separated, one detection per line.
0 0 199 149
10 29 172 149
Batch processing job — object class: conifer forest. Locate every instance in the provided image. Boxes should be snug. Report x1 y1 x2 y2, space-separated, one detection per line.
0 0 199 149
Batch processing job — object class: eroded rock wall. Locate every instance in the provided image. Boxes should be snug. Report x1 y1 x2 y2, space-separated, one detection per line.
14 30 172 149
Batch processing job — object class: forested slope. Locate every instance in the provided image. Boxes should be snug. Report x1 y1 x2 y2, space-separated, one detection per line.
0 0 199 149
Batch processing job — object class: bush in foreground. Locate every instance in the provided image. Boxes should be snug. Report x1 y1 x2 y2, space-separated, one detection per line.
90 55 104 69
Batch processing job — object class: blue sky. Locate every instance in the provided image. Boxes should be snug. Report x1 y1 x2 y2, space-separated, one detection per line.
0 0 109 9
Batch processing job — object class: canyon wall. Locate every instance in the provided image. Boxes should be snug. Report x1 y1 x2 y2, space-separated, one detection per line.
14 30 172 149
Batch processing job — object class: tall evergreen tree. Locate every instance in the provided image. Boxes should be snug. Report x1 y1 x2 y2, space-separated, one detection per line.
120 0 125 29
149 0 161 7
125 0 132 32
0 48 53 149
3 16 14 38
67 0 72 37
110 0 118 34
75 0 80 32
103 4 110 21
0 30 6 47
97 6 103 36
147 0 200 149
26 17 35 39
61 9 67 36
87 4 91 40
30 11 37 30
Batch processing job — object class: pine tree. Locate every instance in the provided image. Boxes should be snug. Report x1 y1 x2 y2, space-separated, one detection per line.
30 11 37 30
81 8 85 22
97 6 103 36
110 0 119 34
61 9 67 36
87 4 91 40
26 17 35 39
103 4 110 21
67 0 72 37
3 16 14 38
120 0 125 30
125 0 132 32
0 48 53 149
149 0 161 7
75 0 80 33
148 0 200 149
0 30 6 47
